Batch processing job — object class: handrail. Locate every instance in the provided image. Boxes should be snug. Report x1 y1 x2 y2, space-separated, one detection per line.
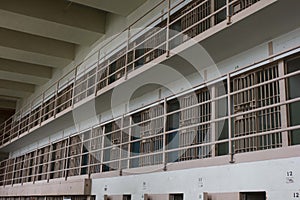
0 0 263 147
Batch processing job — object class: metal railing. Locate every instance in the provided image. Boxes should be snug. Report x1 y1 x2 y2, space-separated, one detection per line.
0 53 300 186
0 0 262 147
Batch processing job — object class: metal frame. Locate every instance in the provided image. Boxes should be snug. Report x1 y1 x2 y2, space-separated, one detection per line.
0 0 263 147
1 52 300 186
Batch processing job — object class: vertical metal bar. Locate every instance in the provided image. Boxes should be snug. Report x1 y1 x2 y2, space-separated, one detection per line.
226 0 231 24
278 61 289 147
40 94 45 126
211 86 216 157
87 128 92 178
64 137 70 180
2 159 8 187
79 134 83 176
119 115 124 171
163 98 167 169
166 0 171 57
95 51 101 96
100 125 105 173
21 155 26 185
263 68 269 148
227 74 233 159
3 120 8 143
47 144 53 182
106 60 110 87
53 82 59 118
127 115 132 169
11 157 16 186
72 68 78 108
33 149 38 184
125 27 131 80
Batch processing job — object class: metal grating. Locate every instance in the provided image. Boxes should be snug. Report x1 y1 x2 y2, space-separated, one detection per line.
233 65 282 153
96 61 109 92
0 0 262 147
51 140 67 179
89 127 102 174
36 146 50 181
0 54 298 185
178 89 211 161
42 96 55 121
181 0 211 41
231 0 260 15
56 84 73 113
68 136 82 177
139 105 164 167
0 160 7 186
143 25 166 64
106 120 122 170
108 49 126 85
13 156 24 184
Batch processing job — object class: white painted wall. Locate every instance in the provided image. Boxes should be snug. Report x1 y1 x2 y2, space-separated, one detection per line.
92 157 300 200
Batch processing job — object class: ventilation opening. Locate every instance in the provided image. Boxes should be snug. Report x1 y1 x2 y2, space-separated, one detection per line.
123 195 132 200
240 192 266 200
169 193 184 200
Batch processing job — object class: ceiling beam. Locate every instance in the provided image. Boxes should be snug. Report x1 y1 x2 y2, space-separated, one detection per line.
0 45 73 69
0 28 75 60
0 28 75 68
0 0 106 34
0 58 52 85
0 89 32 99
0 58 52 79
0 80 35 93
0 9 104 46
68 0 146 16
0 99 16 109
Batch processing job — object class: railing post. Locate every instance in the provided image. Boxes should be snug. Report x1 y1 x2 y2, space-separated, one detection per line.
64 136 70 180
210 0 215 27
100 125 105 173
17 112 21 139
40 94 45 126
72 68 78 108
166 0 171 57
3 120 7 143
226 0 231 24
278 60 289 147
95 50 101 96
127 114 132 169
119 115 124 172
47 143 53 182
2 159 8 187
125 27 131 80
54 82 59 118
211 85 216 157
163 98 167 170
227 74 234 162
11 157 16 186
29 102 33 132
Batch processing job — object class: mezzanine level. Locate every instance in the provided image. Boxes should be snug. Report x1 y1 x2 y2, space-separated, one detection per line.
0 0 297 152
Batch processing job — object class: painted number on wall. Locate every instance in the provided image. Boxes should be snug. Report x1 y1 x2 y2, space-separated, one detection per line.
294 192 300 198
286 171 295 184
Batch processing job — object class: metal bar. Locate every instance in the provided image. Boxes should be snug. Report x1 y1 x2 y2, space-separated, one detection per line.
166 0 171 57
278 60 289 147
211 85 216 157
226 0 231 24
0 0 285 146
71 67 77 108
227 74 233 157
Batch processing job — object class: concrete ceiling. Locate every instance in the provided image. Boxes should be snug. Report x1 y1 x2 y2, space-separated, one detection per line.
0 0 145 117
68 0 146 16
